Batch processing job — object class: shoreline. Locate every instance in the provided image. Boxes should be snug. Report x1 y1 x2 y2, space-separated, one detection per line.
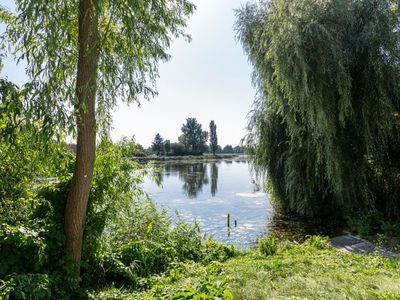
132 153 243 163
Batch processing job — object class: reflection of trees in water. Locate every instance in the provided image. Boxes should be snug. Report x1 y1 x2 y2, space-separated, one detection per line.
164 163 172 178
179 163 209 198
210 162 218 197
154 162 221 198
151 164 164 186
152 170 163 185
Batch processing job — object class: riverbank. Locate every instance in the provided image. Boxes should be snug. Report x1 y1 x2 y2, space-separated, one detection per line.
132 153 241 163
90 236 400 299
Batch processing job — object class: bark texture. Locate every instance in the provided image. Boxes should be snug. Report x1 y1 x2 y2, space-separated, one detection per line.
64 0 100 275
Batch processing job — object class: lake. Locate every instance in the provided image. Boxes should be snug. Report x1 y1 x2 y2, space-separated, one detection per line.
143 156 273 248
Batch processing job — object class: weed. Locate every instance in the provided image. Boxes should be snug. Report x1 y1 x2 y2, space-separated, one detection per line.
257 234 278 256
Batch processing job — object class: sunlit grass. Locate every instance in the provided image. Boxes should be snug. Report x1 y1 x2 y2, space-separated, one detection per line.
224 245 400 299
91 238 400 299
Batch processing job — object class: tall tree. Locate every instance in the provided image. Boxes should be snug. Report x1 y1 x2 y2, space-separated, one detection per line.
151 133 164 156
209 120 218 155
164 139 171 155
178 118 208 155
64 0 100 271
236 0 400 218
1 0 195 274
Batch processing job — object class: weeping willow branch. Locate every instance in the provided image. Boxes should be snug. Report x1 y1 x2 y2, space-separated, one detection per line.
236 0 400 218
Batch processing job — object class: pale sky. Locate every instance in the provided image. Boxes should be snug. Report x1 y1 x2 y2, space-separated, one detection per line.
0 0 255 147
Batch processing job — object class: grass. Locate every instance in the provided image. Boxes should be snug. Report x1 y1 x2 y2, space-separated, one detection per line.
225 243 400 299
90 237 400 299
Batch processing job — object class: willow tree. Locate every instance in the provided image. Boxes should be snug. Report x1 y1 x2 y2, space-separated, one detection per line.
0 0 194 273
236 0 400 218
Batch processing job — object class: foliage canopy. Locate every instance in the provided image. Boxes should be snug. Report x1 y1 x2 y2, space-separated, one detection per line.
152 133 165 156
0 0 195 135
236 0 400 217
179 118 209 155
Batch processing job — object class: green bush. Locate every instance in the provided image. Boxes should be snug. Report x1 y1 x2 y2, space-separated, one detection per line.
170 222 203 262
171 279 233 300
84 194 236 288
348 210 400 238
0 274 51 300
96 206 208 287
304 235 329 250
257 235 278 256
0 224 46 277
202 239 236 263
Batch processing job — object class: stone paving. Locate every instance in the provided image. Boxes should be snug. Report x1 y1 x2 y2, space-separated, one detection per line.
330 235 400 259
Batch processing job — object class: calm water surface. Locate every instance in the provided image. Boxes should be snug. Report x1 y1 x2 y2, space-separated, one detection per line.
143 157 273 248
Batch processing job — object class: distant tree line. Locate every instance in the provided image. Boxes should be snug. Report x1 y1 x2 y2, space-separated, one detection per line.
148 118 245 156
114 118 246 157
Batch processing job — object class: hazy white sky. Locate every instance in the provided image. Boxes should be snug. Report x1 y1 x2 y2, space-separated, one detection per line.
1 0 255 147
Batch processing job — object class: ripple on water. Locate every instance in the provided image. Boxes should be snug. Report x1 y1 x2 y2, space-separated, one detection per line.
235 192 266 198
142 158 272 248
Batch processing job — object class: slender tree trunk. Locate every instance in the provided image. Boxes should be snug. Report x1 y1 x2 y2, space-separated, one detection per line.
64 0 100 275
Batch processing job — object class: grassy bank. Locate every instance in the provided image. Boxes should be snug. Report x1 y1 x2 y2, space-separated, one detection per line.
132 154 241 163
90 237 400 299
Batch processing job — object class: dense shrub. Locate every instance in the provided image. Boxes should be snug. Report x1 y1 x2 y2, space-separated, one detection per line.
90 201 221 288
304 235 329 250
170 143 187 156
0 225 46 277
348 210 400 238
257 234 278 256
0 274 52 300
202 239 236 263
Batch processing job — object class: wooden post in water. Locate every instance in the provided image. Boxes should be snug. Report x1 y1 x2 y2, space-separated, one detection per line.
227 213 230 228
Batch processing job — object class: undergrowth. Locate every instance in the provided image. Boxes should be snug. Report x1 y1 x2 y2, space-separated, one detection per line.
90 235 400 299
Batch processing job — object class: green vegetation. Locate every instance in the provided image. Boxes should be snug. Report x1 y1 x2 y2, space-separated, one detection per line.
89 236 400 299
1 0 400 298
224 237 400 299
256 234 278 256
144 119 243 157
236 0 400 221
116 136 148 158
1 0 195 274
152 133 165 156
178 118 209 155
0 81 237 296
0 115 236 298
209 120 218 155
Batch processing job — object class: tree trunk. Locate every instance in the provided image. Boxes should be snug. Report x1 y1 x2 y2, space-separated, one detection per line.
64 0 100 276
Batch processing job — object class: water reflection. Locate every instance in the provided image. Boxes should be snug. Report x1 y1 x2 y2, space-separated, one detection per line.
153 162 219 198
210 162 218 197
180 163 209 198
145 158 271 248
144 158 343 248
267 213 344 242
